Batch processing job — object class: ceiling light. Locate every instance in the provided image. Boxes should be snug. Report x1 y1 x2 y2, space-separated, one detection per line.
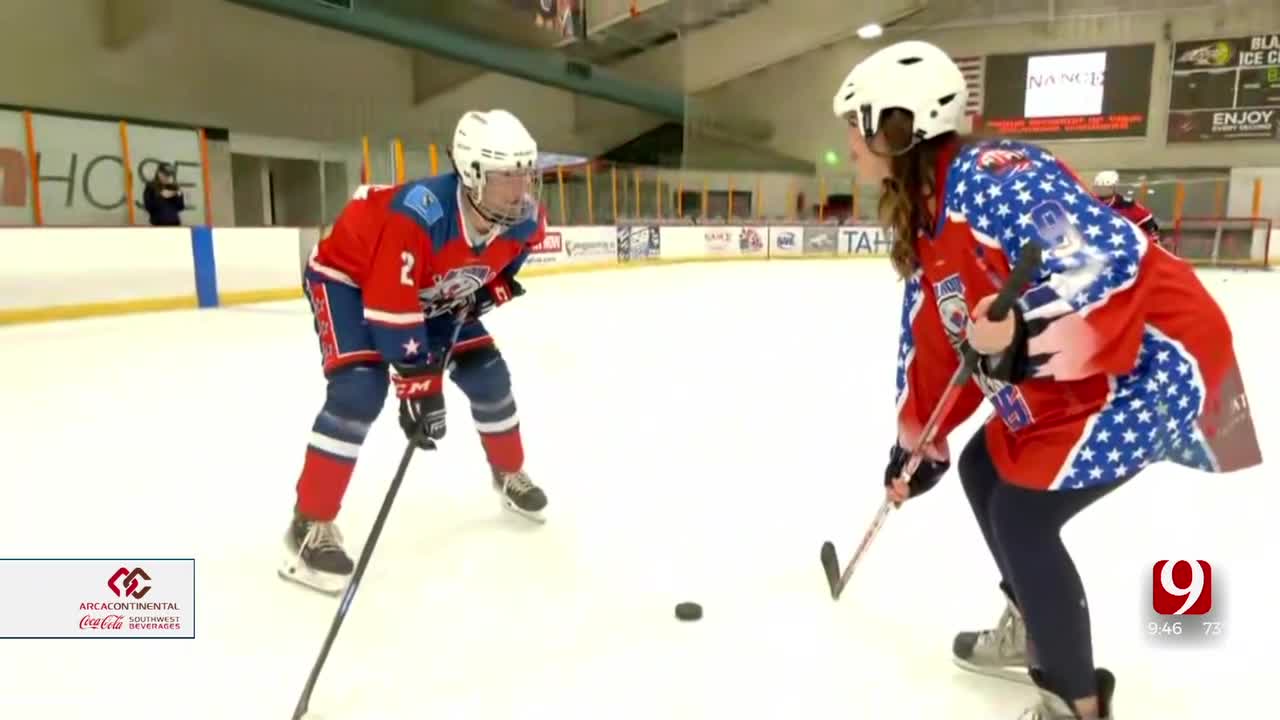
857 23 883 39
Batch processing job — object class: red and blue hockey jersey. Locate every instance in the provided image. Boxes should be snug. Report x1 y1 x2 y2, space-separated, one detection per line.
1099 193 1160 243
896 139 1260 491
308 173 544 365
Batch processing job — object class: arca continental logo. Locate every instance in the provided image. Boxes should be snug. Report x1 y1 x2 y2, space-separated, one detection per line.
107 567 151 599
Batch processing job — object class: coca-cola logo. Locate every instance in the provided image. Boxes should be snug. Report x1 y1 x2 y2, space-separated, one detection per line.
81 614 125 631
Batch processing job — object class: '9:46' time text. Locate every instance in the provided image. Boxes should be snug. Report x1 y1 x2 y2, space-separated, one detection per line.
1146 621 1224 637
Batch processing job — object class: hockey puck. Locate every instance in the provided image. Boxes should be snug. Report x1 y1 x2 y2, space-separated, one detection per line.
675 602 702 621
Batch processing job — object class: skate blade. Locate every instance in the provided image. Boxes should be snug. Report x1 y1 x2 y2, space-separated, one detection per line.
278 554 349 596
952 657 1034 685
500 498 547 524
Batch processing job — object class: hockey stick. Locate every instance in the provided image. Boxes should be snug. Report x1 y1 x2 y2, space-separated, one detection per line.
821 244 1043 600
291 316 468 720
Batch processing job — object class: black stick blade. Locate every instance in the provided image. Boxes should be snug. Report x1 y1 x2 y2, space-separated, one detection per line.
820 541 841 600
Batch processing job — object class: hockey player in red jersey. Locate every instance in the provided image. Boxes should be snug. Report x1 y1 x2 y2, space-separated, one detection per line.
832 41 1260 719
1092 170 1162 247
281 109 550 594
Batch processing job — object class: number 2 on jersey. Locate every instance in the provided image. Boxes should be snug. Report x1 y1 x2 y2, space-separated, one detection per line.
400 251 415 286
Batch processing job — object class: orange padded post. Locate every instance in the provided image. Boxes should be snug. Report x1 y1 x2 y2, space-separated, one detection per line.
22 110 42 225
119 121 136 224
197 128 215 225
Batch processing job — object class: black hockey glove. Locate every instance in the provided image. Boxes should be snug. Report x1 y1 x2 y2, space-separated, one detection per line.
977 302 1031 384
883 444 950 499
465 275 524 320
392 357 447 449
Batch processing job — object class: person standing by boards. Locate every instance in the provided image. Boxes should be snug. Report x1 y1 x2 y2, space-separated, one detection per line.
830 40 1260 719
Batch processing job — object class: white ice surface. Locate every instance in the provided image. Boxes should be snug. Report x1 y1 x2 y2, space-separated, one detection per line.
0 261 1274 719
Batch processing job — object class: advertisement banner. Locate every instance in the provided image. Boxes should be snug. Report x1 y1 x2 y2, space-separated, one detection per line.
616 224 661 263
738 226 767 257
839 225 891 257
1167 109 1280 142
562 226 618 264
769 226 803 256
0 558 195 639
801 226 839 256
525 230 564 266
1167 33 1280 143
702 227 735 255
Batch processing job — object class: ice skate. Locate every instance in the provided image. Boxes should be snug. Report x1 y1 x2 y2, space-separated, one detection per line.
492 468 547 523
953 595 1033 684
1019 668 1115 720
278 510 354 595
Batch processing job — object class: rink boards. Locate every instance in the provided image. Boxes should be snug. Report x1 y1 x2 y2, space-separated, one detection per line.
0 223 892 325
5 221 1280 325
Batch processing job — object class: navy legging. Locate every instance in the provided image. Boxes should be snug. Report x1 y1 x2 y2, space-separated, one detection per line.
958 430 1127 701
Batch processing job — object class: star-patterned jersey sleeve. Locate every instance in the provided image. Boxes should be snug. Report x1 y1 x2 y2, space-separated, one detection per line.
949 141 1152 384
895 271 985 461
360 184 446 366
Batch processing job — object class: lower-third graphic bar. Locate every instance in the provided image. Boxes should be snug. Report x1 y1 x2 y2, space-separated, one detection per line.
0 558 195 639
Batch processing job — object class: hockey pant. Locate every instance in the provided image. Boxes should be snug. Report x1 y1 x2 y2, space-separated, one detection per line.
295 274 524 522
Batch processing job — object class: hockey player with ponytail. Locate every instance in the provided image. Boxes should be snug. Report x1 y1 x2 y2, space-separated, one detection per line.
831 41 1260 719
281 109 550 595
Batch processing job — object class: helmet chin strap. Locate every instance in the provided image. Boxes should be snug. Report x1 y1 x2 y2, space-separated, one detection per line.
462 189 507 246
465 188 502 226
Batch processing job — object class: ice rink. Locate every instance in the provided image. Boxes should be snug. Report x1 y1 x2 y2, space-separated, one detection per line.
0 259 1274 719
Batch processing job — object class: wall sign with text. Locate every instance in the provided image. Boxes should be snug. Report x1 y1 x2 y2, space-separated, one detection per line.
0 110 207 226
979 44 1155 140
1167 33 1280 143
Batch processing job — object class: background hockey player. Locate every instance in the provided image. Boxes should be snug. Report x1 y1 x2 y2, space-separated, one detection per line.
282 109 550 595
831 41 1260 720
1092 170 1162 247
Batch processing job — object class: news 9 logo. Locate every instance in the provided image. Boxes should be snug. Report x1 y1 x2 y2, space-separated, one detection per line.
1152 560 1212 615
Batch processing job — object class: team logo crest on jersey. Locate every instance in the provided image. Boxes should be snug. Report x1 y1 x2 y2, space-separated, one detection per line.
419 265 492 317
933 274 969 348
976 148 1033 182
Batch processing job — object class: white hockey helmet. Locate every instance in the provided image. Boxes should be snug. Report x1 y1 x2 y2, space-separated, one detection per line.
451 109 542 225
1093 170 1119 188
832 41 967 150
